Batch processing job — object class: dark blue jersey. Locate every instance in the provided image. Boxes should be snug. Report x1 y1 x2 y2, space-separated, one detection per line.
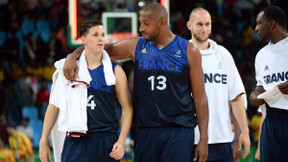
133 36 197 128
86 63 119 133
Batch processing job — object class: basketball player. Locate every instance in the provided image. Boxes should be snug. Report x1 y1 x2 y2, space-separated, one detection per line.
250 6 288 162
39 20 133 162
186 7 250 162
63 3 209 162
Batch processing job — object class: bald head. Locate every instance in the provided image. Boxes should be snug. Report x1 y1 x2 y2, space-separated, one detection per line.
189 7 211 22
187 7 212 44
142 3 168 20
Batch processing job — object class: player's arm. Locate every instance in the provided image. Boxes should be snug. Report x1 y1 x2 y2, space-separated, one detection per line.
105 37 139 60
231 111 242 162
63 37 140 80
250 86 265 106
278 81 288 94
230 94 250 159
110 65 133 160
39 104 59 162
187 42 208 162
255 115 264 160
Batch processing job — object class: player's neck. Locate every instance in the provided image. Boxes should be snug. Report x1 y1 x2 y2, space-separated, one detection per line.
153 30 175 49
85 50 103 69
192 39 209 50
270 30 288 44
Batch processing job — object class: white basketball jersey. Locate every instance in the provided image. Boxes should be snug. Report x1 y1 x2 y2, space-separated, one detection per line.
255 37 288 110
191 39 246 144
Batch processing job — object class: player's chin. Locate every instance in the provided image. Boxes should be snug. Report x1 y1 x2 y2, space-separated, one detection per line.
142 35 151 41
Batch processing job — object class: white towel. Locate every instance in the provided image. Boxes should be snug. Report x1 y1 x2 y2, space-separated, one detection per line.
52 52 90 133
102 49 116 85
257 85 288 117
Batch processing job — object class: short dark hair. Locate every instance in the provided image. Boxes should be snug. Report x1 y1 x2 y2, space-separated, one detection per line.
262 6 287 30
79 20 103 37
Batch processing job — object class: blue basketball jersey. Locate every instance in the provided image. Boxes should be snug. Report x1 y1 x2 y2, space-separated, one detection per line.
133 36 197 128
86 63 119 133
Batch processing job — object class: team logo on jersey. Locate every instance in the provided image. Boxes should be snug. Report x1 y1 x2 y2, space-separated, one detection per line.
264 65 269 71
204 73 227 84
89 81 112 92
263 71 288 84
174 50 182 57
217 62 222 69
140 48 147 53
137 60 183 72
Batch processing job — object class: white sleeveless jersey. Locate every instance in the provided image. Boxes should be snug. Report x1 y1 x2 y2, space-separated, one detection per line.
255 37 288 110
191 39 246 144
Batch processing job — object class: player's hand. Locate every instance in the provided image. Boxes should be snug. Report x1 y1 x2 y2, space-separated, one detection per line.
194 139 208 162
39 139 53 162
238 132 250 159
63 54 79 81
278 81 288 94
109 142 125 160
232 139 242 162
255 146 260 160
250 91 265 106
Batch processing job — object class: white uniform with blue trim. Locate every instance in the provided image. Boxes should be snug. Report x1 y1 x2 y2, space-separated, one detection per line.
255 36 288 110
192 39 247 144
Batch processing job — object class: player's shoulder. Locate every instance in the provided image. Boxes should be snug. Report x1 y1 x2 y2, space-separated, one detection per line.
209 39 233 59
187 41 198 52
114 64 125 75
255 44 270 61
257 44 270 55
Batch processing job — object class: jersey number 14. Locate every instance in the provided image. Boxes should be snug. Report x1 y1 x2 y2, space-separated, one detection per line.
87 95 96 110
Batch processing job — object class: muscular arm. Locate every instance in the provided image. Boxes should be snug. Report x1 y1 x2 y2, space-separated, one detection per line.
187 42 208 162
230 94 250 159
39 104 59 162
250 86 265 106
110 65 133 160
63 37 140 80
105 37 139 60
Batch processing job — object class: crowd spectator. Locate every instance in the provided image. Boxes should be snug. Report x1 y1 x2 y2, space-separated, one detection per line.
7 125 34 162
0 136 15 162
16 118 33 141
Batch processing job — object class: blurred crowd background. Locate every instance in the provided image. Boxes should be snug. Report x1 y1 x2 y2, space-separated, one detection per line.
0 0 287 161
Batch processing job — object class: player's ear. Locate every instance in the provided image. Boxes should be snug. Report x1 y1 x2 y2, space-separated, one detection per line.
159 17 167 27
81 36 86 44
270 19 276 29
187 21 192 30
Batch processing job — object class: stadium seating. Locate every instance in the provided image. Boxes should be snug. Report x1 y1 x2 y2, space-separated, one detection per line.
22 106 38 120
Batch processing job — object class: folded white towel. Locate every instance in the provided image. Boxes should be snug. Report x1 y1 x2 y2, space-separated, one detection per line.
49 51 91 162
51 51 91 133
102 49 115 85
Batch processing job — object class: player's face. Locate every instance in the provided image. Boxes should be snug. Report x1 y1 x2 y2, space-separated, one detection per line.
187 10 211 43
255 12 272 43
139 11 161 41
82 25 105 52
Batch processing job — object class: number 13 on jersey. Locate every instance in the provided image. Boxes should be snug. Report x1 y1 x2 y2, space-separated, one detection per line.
148 75 167 91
